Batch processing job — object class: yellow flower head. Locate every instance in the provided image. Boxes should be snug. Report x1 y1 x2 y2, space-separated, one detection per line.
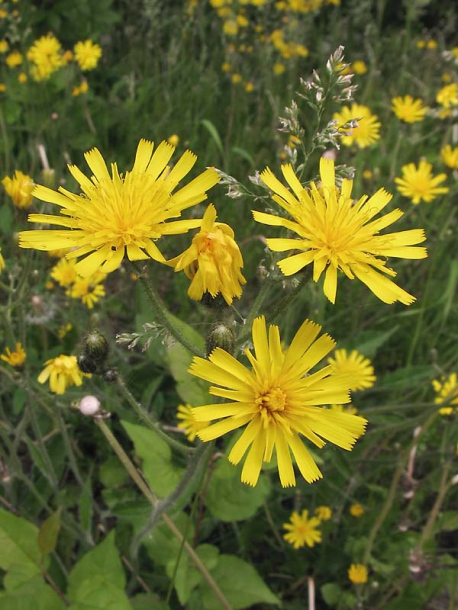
349 503 364 517
327 349 376 391
334 103 381 148
348 564 368 584
38 354 84 394
352 60 367 75
176 404 209 441
395 160 449 204
189 315 367 487
167 134 179 146
0 40 9 54
1 342 27 367
283 509 322 549
436 83 458 109
19 139 219 277
27 34 63 81
315 505 332 521
441 145 458 169
168 204 246 305
73 40 102 71
18 72 27 83
67 272 106 309
254 157 427 305
432 373 458 415
50 258 78 287
391 95 428 123
2 170 35 208
6 50 23 67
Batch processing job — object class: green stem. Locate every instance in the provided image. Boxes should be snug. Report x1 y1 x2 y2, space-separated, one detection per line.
95 418 232 610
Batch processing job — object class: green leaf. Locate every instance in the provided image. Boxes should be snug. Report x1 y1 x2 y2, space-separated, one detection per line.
205 458 270 522
0 508 43 575
200 554 280 610
121 420 184 498
67 575 131 610
144 512 194 567
200 119 224 158
0 574 66 610
351 326 399 358
99 456 129 488
166 340 210 406
67 531 127 604
38 507 62 555
131 593 169 610
0 204 13 236
321 582 342 605
166 544 219 606
435 511 458 533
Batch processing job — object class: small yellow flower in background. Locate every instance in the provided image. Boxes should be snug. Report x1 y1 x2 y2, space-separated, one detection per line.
73 40 102 71
190 315 367 487
58 323 73 339
283 510 322 549
1 343 27 367
231 73 242 84
67 273 106 309
362 169 373 180
51 258 78 287
27 34 63 81
38 355 84 394
176 404 209 441
61 50 73 65
167 134 179 146
395 160 449 204
244 81 254 93
327 349 376 391
392 95 428 123
18 72 27 83
5 50 23 67
441 145 458 169
436 83 458 109
352 60 367 75
273 63 285 75
223 19 238 36
254 157 427 305
19 139 219 278
2 170 35 208
315 505 332 521
0 83 7 92
348 564 368 584
221 62 231 72
72 80 89 96
168 203 246 306
432 373 458 415
334 103 381 148
0 247 5 273
349 503 364 517
0 40 9 53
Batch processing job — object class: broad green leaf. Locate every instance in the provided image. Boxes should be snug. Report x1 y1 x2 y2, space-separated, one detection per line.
99 456 129 488
166 544 219 606
351 326 399 358
205 458 270 522
38 507 62 555
144 512 194 567
435 511 458 533
131 593 169 610
121 420 183 498
0 508 43 574
67 575 131 610
166 340 210 406
0 574 66 610
200 554 280 609
200 119 224 158
384 582 426 610
321 582 341 605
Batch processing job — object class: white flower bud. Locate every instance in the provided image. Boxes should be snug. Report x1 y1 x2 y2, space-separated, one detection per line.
79 395 101 416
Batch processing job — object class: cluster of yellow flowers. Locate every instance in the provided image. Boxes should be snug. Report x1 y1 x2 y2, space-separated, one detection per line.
50 258 107 309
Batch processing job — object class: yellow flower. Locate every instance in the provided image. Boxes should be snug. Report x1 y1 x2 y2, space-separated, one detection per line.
349 503 364 517
221 62 231 72
395 160 449 204
5 50 23 67
72 80 89 96
0 247 4 273
223 19 238 36
254 157 427 305
73 40 102 71
176 404 209 441
19 139 219 277
190 315 367 487
0 40 9 54
50 258 78 287
432 374 458 415
283 510 322 549
167 134 179 146
348 564 368 584
244 82 254 93
18 72 27 83
391 95 428 123
27 34 63 81
67 272 106 309
327 349 376 391
0 83 6 92
38 355 84 394
436 83 458 108
273 63 285 75
334 103 381 148
231 73 242 84
2 170 35 208
441 145 458 169
352 60 367 75
315 505 332 521
1 343 27 367
168 204 246 305
61 50 73 65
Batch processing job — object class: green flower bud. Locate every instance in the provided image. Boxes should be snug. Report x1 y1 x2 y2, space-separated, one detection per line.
206 323 236 356
82 329 109 366
77 354 98 374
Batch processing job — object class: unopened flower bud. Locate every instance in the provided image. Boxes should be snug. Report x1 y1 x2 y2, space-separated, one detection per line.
206 323 236 356
82 329 109 366
77 354 98 374
78 395 101 416
102 369 118 383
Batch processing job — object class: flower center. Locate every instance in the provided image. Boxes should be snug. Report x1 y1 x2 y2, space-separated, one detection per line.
257 387 287 413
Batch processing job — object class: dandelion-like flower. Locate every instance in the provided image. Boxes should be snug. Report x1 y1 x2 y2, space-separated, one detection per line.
27 34 63 81
19 139 219 277
189 315 367 487
436 83 458 109
432 373 458 415
176 404 209 442
315 505 332 521
441 145 458 169
51 258 79 287
391 95 428 123
253 157 427 305
283 510 322 549
168 203 246 305
73 40 102 71
68 273 106 309
327 349 376 391
395 160 449 204
6 50 23 68
349 503 364 517
38 355 84 394
1 343 27 367
2 170 35 208
348 564 368 584
333 103 381 148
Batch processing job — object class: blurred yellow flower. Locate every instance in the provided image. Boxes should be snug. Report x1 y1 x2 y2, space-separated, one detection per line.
1 343 26 367
223 19 238 36
436 83 458 108
18 72 27 83
327 349 376 391
176 404 209 441
51 258 78 287
334 103 381 148
441 145 458 169
38 355 84 394
273 62 285 75
68 274 106 309
315 505 332 521
352 60 367 75
348 564 368 584
432 373 458 415
395 160 449 204
167 134 179 146
391 95 428 123
0 40 9 53
2 170 35 208
5 50 22 67
27 34 63 81
0 83 6 92
72 80 89 96
231 73 242 84
0 247 4 273
73 40 102 71
254 157 427 305
349 503 364 517
283 510 322 549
